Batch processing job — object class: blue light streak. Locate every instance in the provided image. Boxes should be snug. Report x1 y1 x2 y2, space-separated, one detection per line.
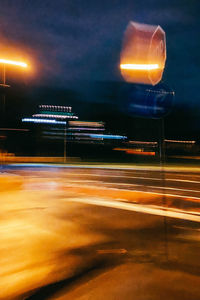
22 118 66 125
89 134 127 139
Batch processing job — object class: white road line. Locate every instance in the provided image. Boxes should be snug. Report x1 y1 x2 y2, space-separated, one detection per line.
103 182 139 187
148 185 200 193
66 180 99 184
113 188 200 200
93 181 200 194
173 225 200 231
63 173 200 184
67 198 200 223
63 183 200 200
172 179 200 183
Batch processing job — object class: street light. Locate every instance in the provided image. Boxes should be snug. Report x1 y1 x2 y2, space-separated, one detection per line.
0 58 28 160
0 57 28 118
0 58 28 87
0 59 27 68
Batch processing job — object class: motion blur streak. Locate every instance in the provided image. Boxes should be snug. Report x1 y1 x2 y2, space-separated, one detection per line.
0 58 27 67
22 118 66 124
0 185 106 299
120 64 159 70
69 198 200 223
114 148 155 155
33 114 78 119
120 21 166 85
2 166 200 299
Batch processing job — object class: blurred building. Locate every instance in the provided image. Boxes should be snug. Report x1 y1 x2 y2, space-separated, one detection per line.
21 105 127 157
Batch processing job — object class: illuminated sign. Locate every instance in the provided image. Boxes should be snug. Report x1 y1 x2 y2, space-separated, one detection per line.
119 83 174 119
120 21 166 85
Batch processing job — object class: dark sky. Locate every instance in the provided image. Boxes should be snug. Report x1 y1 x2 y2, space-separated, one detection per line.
0 0 200 109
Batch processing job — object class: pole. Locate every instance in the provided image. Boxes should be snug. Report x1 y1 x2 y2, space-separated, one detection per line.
1 64 6 119
2 64 6 118
0 64 6 167
159 118 169 261
2 64 5 85
64 122 67 163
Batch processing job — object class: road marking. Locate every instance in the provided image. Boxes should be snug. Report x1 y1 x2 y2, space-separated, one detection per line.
103 182 200 194
173 225 200 231
103 182 139 187
62 173 200 184
68 198 200 223
64 183 200 200
66 180 99 184
69 180 200 195
148 185 200 193
172 179 200 183
97 249 127 254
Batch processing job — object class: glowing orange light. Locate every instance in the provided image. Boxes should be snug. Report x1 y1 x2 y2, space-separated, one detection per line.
120 64 159 70
114 148 155 156
0 59 27 68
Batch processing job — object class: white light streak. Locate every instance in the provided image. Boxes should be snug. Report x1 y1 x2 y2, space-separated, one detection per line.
39 105 72 112
0 59 27 68
33 114 78 119
67 198 200 223
22 118 66 125
120 63 159 70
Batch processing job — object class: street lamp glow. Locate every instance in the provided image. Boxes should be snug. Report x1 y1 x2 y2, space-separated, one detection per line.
0 59 27 68
120 63 159 70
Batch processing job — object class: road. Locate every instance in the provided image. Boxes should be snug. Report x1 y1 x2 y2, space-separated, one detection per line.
1 164 200 299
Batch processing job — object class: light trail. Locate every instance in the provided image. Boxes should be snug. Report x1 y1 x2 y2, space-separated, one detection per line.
120 63 159 70
61 172 200 184
7 163 200 173
92 182 200 194
67 198 200 223
63 181 200 201
0 59 27 68
148 185 200 193
32 114 78 119
22 118 66 125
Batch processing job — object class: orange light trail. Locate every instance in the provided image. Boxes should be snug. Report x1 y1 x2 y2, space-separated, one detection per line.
114 148 155 156
120 63 159 70
0 59 27 68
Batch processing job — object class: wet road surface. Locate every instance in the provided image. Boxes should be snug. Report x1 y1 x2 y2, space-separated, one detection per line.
1 164 200 299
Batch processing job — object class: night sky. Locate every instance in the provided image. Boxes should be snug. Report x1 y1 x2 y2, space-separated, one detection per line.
0 0 200 136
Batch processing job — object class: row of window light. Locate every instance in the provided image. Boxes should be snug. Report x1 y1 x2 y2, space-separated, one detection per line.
39 105 72 112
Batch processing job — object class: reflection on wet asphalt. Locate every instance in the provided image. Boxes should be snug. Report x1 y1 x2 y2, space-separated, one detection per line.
1 166 200 299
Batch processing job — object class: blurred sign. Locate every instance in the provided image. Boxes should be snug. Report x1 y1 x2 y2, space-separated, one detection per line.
120 21 166 85
119 84 174 119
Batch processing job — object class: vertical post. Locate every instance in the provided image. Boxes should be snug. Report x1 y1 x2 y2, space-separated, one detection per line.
1 64 6 120
0 64 6 167
159 118 166 201
64 122 67 163
2 64 6 85
159 118 168 261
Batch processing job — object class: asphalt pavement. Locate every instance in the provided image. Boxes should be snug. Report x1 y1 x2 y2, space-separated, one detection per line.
1 164 200 299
